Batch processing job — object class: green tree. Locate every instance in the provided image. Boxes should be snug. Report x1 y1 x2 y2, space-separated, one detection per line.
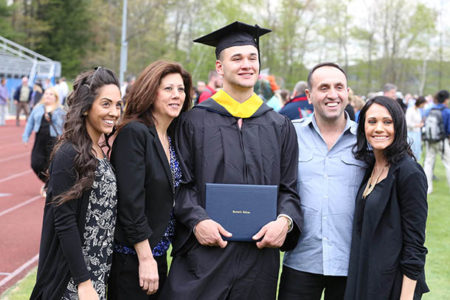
82 0 122 73
0 0 19 40
271 0 314 88
2 0 448 95
317 0 352 70
2 0 49 48
36 0 92 77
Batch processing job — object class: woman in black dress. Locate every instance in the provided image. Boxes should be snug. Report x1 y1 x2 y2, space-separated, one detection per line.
345 96 429 300
108 60 192 299
30 67 123 300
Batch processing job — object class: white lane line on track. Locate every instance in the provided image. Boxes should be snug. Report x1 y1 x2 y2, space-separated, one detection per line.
0 143 25 150
0 195 41 217
0 254 39 287
0 152 29 163
0 170 32 183
0 134 22 142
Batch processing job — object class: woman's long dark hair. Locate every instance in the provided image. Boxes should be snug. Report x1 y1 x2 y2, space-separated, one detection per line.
354 96 414 166
50 67 120 204
118 60 192 136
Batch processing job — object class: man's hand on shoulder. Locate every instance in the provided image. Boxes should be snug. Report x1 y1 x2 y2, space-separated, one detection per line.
194 219 232 248
253 217 290 249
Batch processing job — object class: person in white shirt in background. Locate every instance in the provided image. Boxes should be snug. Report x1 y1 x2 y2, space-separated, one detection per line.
405 96 426 161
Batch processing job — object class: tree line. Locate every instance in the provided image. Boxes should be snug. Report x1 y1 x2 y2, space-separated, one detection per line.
1 0 448 96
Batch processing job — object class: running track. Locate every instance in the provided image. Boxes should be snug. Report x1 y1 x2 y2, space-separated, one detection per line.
0 119 43 296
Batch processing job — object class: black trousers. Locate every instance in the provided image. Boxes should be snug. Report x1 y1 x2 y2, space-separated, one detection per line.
31 132 56 182
108 252 168 300
278 266 347 300
160 242 279 300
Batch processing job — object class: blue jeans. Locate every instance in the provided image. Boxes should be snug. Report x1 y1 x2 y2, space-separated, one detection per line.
0 103 6 125
408 131 422 160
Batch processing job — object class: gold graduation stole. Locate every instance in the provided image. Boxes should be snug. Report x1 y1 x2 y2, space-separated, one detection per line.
211 89 263 118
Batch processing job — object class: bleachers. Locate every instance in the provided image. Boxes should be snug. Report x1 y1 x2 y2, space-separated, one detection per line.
0 36 61 82
0 36 62 116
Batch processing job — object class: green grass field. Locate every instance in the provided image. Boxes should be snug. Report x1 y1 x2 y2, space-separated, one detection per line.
2 158 449 299
422 155 450 300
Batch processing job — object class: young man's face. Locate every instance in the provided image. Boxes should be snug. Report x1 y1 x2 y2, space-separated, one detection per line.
306 66 349 123
216 45 259 90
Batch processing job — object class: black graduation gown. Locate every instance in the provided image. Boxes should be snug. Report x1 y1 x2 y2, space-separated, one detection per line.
161 98 302 299
344 156 429 300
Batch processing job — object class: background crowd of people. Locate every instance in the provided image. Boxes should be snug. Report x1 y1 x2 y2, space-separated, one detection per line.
190 74 450 197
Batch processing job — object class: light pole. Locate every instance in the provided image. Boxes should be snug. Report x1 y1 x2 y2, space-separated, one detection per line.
119 0 128 86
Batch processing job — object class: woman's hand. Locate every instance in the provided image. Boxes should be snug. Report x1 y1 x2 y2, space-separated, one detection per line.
77 280 99 300
134 240 159 295
400 275 417 300
138 256 159 295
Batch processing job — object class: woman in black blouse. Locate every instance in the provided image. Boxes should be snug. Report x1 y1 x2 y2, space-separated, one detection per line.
31 67 123 300
108 61 192 299
345 96 429 300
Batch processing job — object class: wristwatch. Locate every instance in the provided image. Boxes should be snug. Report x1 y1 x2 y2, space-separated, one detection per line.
277 214 293 232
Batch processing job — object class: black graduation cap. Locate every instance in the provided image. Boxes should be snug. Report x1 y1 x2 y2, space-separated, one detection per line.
193 21 271 59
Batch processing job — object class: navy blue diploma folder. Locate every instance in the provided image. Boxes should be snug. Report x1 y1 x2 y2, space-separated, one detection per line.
205 183 277 242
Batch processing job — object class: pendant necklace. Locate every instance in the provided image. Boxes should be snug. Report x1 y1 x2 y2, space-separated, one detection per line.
362 165 386 198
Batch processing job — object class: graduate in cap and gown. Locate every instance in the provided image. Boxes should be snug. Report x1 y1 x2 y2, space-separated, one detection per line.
160 21 302 300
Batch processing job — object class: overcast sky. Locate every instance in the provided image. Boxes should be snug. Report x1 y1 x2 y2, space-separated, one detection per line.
299 0 449 67
351 0 449 31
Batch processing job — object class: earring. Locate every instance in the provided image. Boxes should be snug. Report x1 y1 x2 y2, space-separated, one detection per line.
83 112 88 116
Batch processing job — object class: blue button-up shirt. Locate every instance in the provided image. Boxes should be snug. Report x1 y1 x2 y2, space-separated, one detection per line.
284 114 366 276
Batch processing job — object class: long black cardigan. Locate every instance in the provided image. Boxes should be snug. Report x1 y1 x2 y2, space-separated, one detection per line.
30 142 92 299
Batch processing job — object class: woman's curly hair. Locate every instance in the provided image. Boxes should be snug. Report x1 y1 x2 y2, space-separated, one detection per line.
50 67 120 205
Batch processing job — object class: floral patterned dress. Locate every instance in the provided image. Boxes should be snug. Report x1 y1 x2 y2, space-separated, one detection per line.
61 158 117 300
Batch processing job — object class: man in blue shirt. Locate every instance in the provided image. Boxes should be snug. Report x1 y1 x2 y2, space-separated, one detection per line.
423 89 450 194
279 62 366 300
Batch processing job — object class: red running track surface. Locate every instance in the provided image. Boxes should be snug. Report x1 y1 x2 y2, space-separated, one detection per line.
0 119 43 296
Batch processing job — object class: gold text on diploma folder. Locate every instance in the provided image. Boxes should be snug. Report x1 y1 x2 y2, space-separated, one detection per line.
232 210 251 214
